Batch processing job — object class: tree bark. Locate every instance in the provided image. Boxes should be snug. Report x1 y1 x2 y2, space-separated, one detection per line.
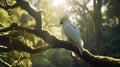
93 0 103 54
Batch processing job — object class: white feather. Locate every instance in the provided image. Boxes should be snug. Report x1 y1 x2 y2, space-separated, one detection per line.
61 17 84 55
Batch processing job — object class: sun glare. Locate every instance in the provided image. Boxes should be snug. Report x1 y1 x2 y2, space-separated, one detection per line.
52 0 66 7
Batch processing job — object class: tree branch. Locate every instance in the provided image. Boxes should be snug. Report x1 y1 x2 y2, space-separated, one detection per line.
0 0 42 30
0 23 120 67
16 0 42 30
0 58 11 67
0 23 76 53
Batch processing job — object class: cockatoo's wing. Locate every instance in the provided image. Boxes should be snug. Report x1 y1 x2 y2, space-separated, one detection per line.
63 23 83 45
62 23 83 55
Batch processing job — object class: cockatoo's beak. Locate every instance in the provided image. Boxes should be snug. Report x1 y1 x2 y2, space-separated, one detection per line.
60 21 63 25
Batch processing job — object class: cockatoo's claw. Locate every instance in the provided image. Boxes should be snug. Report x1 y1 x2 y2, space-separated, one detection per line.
72 51 81 60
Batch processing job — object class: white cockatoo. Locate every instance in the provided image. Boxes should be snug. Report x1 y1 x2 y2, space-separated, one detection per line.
60 15 84 57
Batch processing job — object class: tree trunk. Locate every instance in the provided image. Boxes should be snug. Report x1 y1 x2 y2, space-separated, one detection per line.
93 0 103 54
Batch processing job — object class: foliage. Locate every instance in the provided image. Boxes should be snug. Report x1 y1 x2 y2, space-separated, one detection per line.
32 49 74 67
